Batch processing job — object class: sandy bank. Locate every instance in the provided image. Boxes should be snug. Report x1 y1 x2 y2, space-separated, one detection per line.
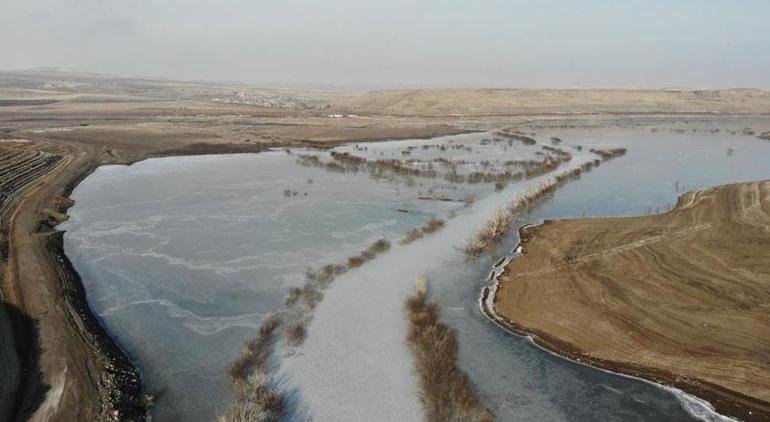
492 180 770 421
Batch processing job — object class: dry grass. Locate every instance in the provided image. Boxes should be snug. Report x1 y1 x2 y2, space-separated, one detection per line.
405 291 494 422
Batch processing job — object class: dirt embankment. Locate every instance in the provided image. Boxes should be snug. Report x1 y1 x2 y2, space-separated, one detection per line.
493 180 770 421
1 140 147 421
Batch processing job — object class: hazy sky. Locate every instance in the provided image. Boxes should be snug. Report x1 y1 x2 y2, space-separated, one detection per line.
1 0 769 89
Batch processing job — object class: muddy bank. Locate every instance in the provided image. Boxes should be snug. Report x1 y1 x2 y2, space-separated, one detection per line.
485 181 770 421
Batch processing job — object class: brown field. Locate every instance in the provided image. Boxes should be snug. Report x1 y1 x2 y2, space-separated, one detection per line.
494 180 770 421
337 88 770 116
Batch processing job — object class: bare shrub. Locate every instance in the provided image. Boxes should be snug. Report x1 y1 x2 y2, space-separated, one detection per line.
368 238 391 254
330 151 367 165
285 287 302 307
301 283 323 309
347 255 366 268
400 228 424 245
464 210 513 256
422 218 445 234
219 370 286 422
317 263 347 285
285 321 308 347
400 218 446 245
589 147 627 160
404 291 494 422
347 238 391 267
228 314 282 382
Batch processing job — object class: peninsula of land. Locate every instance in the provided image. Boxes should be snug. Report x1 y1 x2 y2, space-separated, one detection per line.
494 180 770 421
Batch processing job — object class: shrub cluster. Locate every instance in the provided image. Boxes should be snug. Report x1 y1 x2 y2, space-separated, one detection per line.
405 291 494 422
223 315 286 422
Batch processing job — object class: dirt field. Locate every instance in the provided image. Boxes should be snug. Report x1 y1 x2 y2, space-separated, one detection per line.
494 180 770 421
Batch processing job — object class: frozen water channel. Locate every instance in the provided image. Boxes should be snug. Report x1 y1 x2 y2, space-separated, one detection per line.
62 122 770 421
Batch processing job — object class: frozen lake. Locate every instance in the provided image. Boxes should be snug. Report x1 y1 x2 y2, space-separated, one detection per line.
62 120 770 421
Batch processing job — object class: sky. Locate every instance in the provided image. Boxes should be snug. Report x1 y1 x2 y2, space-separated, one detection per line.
1 0 769 89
